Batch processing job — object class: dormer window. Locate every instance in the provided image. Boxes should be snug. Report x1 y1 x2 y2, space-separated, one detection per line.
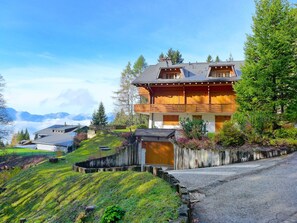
158 67 182 79
208 65 236 78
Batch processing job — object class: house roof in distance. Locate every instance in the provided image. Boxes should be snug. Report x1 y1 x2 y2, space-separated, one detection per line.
33 132 75 147
34 124 81 135
132 60 244 85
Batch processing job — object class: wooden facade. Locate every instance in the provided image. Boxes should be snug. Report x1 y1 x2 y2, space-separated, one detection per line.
143 141 174 166
134 84 236 114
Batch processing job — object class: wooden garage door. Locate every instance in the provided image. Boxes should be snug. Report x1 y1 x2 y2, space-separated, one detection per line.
215 116 231 132
143 142 174 166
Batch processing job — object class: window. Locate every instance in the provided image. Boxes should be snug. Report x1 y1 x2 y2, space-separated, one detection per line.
163 115 179 125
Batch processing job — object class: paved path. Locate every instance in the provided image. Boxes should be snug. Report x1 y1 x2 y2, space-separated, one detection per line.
168 153 297 223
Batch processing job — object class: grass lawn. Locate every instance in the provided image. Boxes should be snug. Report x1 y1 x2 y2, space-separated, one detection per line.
0 148 55 157
0 133 180 223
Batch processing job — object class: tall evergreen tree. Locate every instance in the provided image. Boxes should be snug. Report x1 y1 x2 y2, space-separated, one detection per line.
159 48 184 64
92 102 108 126
234 0 297 124
215 56 221 62
206 55 213 62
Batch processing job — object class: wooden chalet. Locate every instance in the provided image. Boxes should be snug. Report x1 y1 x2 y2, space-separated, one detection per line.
132 59 243 167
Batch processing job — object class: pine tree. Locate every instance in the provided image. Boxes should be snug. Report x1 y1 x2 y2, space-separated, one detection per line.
206 55 213 62
97 102 108 126
158 48 184 64
92 102 108 127
234 0 297 124
215 56 221 62
24 128 30 140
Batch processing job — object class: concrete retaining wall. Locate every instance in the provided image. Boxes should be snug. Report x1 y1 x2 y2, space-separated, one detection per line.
174 145 291 169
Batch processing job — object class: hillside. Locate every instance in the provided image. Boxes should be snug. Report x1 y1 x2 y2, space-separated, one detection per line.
0 134 180 222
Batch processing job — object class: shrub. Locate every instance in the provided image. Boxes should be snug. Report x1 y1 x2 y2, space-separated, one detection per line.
216 121 245 147
74 133 88 148
136 124 147 129
269 138 297 149
175 137 213 150
180 118 206 139
100 205 125 223
273 128 297 139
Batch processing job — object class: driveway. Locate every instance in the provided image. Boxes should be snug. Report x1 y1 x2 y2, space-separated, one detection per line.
168 152 297 223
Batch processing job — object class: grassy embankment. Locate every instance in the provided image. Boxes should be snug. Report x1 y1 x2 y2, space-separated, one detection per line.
0 133 180 223
0 148 55 157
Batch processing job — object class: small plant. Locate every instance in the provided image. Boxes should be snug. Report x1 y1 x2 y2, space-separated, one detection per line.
180 118 206 139
216 121 245 147
100 205 125 223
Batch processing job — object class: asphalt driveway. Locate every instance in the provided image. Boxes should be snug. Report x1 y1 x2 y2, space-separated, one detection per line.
168 153 297 223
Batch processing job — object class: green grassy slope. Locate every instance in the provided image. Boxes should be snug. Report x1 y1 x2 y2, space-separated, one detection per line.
0 148 55 157
0 134 180 223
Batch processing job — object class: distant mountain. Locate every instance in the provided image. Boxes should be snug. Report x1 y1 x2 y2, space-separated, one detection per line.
5 107 114 123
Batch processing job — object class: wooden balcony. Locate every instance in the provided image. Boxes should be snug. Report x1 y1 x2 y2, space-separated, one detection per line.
134 104 236 113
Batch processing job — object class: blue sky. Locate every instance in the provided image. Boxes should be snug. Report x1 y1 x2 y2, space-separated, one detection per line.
1 0 295 115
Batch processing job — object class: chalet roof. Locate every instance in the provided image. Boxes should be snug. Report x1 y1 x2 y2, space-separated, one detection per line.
34 125 81 135
32 132 75 147
132 61 244 85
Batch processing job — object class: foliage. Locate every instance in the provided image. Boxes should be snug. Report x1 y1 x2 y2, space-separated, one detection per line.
159 48 184 64
269 138 297 149
234 0 297 124
206 55 213 62
216 121 245 147
0 75 11 142
10 129 30 146
180 118 206 139
113 55 148 126
0 133 180 222
273 127 297 139
74 132 88 148
214 55 221 62
175 137 214 150
100 205 125 223
92 102 108 127
0 167 21 186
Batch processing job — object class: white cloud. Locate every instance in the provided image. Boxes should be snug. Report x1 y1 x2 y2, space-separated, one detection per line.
2 61 122 114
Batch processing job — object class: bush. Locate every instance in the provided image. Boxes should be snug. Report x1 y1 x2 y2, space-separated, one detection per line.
273 128 297 139
74 133 88 148
180 118 206 139
100 205 125 223
269 138 297 149
136 124 148 129
216 121 245 147
175 137 213 150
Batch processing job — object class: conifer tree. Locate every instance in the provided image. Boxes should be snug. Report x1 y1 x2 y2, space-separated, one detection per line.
234 0 297 124
206 55 213 62
92 102 108 127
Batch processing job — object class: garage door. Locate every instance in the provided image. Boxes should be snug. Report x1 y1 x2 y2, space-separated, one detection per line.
215 115 231 132
143 142 174 166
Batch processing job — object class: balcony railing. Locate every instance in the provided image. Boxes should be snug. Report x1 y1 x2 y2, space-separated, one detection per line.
134 104 236 113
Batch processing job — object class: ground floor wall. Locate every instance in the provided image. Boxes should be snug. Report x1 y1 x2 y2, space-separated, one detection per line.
36 144 68 153
148 113 231 132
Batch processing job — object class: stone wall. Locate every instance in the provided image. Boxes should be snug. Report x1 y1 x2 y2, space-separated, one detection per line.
174 145 292 169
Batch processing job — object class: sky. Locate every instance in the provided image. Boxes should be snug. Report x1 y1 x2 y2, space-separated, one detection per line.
0 0 295 116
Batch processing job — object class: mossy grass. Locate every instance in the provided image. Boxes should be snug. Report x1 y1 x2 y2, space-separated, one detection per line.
0 133 180 222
